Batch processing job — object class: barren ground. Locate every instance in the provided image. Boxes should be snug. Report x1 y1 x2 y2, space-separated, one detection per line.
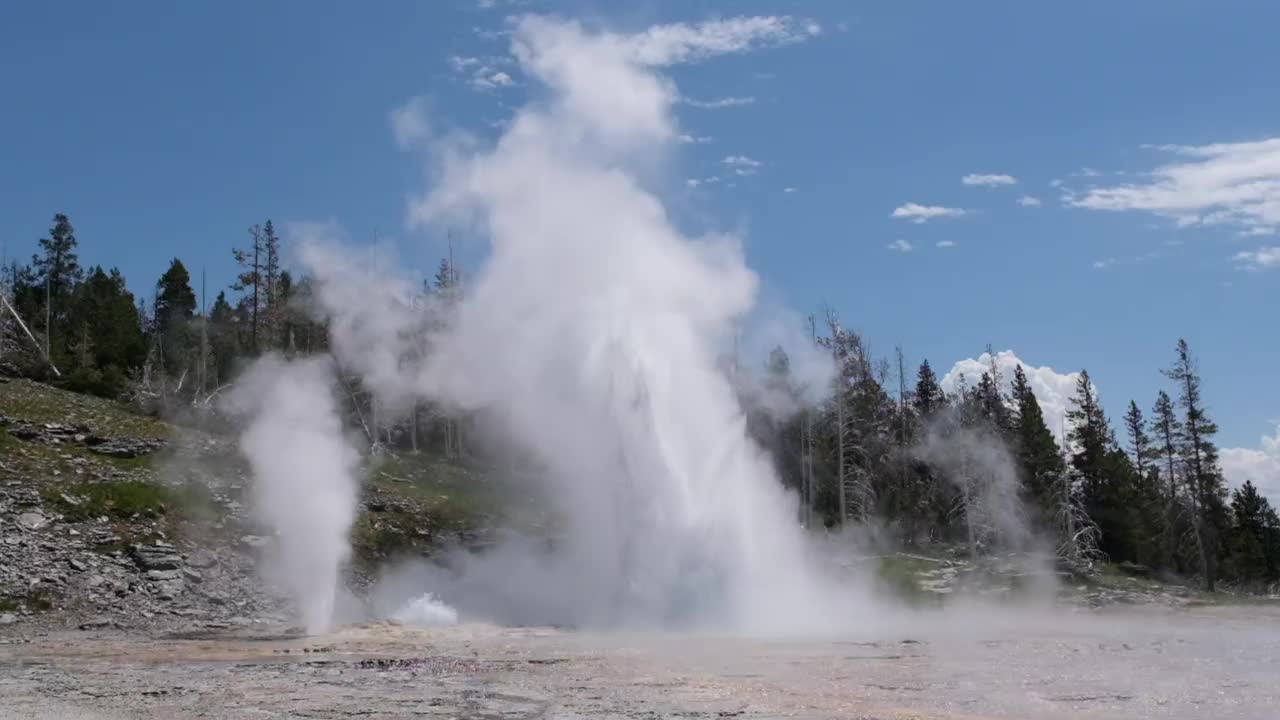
2 603 1278 720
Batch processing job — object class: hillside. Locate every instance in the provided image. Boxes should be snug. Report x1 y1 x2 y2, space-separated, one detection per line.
0 378 509 632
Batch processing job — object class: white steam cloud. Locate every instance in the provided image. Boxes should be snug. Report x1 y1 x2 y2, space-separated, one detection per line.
225 356 361 634
290 14 847 632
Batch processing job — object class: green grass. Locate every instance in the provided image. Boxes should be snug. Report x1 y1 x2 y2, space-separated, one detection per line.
0 378 171 439
41 480 172 522
0 589 56 614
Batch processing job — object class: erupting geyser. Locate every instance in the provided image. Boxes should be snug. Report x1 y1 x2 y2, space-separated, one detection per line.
297 15 852 633
227 356 360 634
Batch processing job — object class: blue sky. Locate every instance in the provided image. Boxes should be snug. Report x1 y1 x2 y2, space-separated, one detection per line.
1 1 1276 480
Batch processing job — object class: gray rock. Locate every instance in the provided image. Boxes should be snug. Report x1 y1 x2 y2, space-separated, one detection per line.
187 549 218 568
145 569 182 582
0 613 16 625
130 544 182 571
16 512 47 531
78 617 113 630
182 567 204 583
68 558 88 572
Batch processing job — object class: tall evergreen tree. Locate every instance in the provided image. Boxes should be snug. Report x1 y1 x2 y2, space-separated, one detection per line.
155 259 198 380
1163 338 1229 591
29 213 85 360
1010 364 1062 518
1067 370 1138 561
233 224 265 354
912 359 944 419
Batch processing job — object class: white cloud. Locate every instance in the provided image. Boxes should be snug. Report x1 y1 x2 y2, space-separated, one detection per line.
722 155 762 176
936 240 956 248
887 239 913 253
1017 195 1043 207
389 96 431 149
891 202 968 223
684 95 756 109
1092 257 1116 270
783 187 797 194
449 55 483 72
1065 138 1280 235
1222 424 1280 507
677 133 712 144
962 173 1017 187
448 55 518 92
942 350 1082 445
1232 246 1280 271
686 178 701 188
620 16 819 66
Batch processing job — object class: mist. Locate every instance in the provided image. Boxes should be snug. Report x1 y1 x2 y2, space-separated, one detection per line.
278 15 871 633
224 355 361 634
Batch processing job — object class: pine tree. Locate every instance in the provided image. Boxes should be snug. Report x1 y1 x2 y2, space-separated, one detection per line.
1228 481 1274 582
207 291 239 386
1067 370 1139 561
155 259 198 381
65 266 145 396
30 213 85 360
233 224 265 354
1163 338 1229 591
1010 364 1062 519
912 359 944 419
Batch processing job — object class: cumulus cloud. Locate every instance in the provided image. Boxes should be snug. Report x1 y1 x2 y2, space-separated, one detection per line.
1017 195 1043 207
389 96 432 149
1232 246 1280 271
942 350 1082 445
962 173 1017 187
1065 138 1280 236
722 154 762 175
684 95 756 109
1222 424 1280 506
891 202 968 223
887 239 913 253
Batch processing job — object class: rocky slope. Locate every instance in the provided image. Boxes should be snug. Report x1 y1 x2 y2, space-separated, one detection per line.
0 378 502 635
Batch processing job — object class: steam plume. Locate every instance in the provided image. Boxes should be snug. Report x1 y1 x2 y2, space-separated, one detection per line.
295 15 848 631
226 355 360 634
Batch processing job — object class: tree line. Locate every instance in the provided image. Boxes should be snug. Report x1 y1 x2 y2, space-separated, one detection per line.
2 212 1276 590
741 315 1278 591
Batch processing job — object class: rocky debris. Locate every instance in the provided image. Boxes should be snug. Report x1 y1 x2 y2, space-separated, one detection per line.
16 511 47 531
0 415 166 458
130 542 183 571
85 437 167 459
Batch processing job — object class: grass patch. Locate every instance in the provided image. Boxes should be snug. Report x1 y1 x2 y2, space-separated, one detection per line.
41 481 172 522
0 378 171 440
0 589 56 614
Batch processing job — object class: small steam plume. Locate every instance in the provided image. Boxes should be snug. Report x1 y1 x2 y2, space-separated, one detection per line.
225 355 360 634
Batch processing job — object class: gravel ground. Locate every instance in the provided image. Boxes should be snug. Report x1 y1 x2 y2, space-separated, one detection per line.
2 603 1277 719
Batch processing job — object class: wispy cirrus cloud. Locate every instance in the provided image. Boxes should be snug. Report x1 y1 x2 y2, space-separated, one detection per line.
1065 138 1280 236
1017 195 1043 207
962 173 1017 187
1232 246 1280 271
619 16 820 67
936 240 957 248
684 95 756 109
891 202 968 223
722 155 762 176
887 239 914 253
676 133 712 144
